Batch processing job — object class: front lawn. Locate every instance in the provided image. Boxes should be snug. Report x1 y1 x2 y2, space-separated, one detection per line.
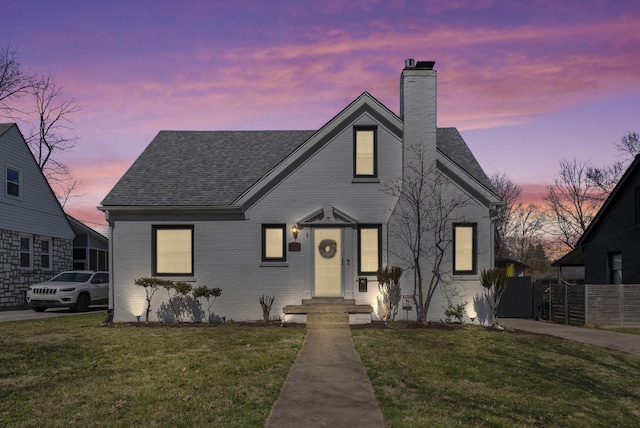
0 314 305 427
2 316 639 427
352 325 640 427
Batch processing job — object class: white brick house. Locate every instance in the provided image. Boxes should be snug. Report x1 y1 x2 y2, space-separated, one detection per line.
100 60 502 324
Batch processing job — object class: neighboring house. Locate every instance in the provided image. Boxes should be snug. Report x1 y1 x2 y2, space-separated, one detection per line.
550 248 585 285
576 154 640 284
495 258 529 277
100 60 502 324
0 123 75 307
67 215 109 271
550 155 640 327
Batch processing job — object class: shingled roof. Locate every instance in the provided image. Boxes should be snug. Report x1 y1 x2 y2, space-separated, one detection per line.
101 127 495 207
101 130 315 206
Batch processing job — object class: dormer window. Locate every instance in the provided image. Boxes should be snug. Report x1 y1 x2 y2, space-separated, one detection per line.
354 127 377 178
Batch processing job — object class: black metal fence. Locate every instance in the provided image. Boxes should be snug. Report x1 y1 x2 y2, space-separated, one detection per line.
497 277 542 319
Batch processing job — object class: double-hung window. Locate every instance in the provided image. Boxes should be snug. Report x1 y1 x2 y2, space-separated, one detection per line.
358 225 381 275
7 166 21 198
262 224 286 262
354 127 377 178
41 238 52 270
153 225 194 276
19 235 32 269
453 223 477 275
609 252 622 284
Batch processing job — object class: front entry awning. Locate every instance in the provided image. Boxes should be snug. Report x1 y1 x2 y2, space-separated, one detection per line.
297 206 358 228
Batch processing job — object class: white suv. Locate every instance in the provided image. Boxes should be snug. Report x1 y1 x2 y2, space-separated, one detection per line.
26 271 109 312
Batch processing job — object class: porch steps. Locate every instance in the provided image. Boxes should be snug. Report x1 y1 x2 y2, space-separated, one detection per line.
283 297 373 329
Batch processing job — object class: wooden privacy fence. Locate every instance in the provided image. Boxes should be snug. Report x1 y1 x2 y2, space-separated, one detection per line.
550 284 640 328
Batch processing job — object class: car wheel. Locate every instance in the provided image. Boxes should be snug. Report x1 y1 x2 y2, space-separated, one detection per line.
32 307 46 312
75 294 90 312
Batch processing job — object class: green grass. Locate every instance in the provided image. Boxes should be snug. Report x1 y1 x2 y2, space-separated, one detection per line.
352 326 640 427
0 314 305 427
3 316 640 427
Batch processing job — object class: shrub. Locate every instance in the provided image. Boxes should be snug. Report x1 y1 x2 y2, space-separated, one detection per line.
259 295 275 323
444 301 467 324
376 266 403 321
193 286 222 323
480 268 508 326
135 277 172 322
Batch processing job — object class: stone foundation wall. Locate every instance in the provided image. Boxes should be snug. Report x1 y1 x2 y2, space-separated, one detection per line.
0 229 73 307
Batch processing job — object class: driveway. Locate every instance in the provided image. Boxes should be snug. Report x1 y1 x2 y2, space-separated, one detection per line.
0 306 108 323
502 318 640 356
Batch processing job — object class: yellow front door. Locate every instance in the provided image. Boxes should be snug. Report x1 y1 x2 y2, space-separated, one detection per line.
314 228 342 296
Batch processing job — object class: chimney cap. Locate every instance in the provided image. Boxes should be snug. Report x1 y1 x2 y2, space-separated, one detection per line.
404 59 435 70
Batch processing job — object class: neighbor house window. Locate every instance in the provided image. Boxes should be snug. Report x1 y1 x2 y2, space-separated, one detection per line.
90 248 108 271
609 252 622 284
19 235 32 269
262 224 286 262
153 225 193 276
7 166 21 197
358 225 381 275
453 223 477 275
354 127 377 177
635 187 640 225
41 238 52 270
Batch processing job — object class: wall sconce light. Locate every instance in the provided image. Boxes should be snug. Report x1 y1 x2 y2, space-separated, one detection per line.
136 315 141 323
291 224 299 240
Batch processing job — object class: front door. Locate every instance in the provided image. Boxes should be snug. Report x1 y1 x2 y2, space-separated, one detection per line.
314 228 342 296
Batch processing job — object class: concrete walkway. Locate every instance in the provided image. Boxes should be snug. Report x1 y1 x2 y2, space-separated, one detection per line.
501 318 640 355
265 328 386 428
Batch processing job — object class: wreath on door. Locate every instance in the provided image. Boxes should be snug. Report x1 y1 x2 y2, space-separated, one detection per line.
318 239 337 259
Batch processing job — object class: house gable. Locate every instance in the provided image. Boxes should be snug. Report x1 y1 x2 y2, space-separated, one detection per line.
577 155 640 284
0 123 74 239
234 92 403 210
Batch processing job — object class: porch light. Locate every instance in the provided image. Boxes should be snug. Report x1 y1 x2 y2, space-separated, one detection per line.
291 224 299 240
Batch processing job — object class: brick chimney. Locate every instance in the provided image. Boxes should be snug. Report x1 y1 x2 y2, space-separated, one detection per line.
400 59 437 172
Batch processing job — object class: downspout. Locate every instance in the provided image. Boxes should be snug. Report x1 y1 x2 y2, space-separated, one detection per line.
101 209 115 326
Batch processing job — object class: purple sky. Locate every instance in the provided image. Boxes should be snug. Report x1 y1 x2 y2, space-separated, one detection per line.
3 0 640 233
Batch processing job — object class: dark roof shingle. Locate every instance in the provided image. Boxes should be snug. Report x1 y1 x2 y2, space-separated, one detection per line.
101 130 315 206
102 127 496 207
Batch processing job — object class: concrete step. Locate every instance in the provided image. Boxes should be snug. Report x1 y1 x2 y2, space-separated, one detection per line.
306 312 349 329
302 297 356 306
283 304 373 314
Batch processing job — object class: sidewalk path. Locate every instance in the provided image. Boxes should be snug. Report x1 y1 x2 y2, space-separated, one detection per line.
265 328 386 428
501 318 640 356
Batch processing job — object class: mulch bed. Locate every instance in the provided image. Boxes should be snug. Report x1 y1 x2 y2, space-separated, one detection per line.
119 320 506 332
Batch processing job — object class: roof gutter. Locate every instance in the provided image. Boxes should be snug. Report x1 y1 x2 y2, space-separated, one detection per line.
98 205 245 215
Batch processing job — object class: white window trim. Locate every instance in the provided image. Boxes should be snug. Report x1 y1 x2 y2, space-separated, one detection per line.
6 165 22 199
40 237 53 270
19 234 32 270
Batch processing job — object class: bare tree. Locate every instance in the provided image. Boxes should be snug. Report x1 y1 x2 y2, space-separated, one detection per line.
0 43 35 117
384 144 471 322
1 44 80 205
588 132 640 193
24 74 80 205
506 204 545 262
490 172 522 258
614 131 640 159
544 158 605 250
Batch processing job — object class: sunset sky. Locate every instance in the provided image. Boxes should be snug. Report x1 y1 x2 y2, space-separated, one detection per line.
3 0 640 234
